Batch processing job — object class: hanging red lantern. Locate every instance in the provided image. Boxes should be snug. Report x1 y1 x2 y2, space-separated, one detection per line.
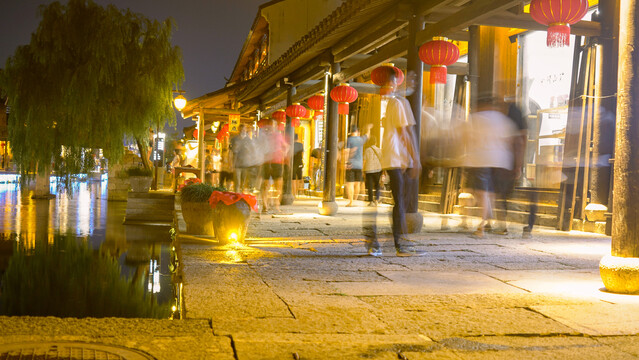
286 103 307 119
257 118 271 128
193 128 205 139
216 124 229 141
272 109 286 123
371 63 405 95
530 0 589 47
307 93 325 111
330 83 358 115
292 118 300 127
419 37 460 84
277 122 285 132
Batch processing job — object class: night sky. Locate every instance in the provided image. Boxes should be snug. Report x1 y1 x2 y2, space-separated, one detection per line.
0 0 266 131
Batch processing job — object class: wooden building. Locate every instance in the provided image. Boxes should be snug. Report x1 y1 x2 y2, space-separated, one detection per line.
180 0 619 234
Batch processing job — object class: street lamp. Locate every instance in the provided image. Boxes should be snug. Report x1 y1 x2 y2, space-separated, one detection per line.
174 94 187 111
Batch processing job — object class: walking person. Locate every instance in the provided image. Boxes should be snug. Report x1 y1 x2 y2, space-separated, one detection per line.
365 68 424 257
465 95 519 238
230 124 255 193
363 136 382 206
345 123 372 207
292 133 304 198
260 123 288 213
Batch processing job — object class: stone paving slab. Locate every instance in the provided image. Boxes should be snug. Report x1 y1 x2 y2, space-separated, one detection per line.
370 307 578 339
532 303 639 336
480 269 605 297
434 335 623 360
182 261 292 320
0 317 232 360
231 333 434 360
332 271 526 296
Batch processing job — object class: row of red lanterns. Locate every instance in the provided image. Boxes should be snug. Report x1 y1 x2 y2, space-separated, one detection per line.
237 0 589 128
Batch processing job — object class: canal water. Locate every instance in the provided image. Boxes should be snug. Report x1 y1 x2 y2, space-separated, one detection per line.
0 178 180 318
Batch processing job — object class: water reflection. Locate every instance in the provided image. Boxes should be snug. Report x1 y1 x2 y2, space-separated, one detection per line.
0 180 180 318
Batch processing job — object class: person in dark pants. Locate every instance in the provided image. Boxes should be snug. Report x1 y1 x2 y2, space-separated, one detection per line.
363 136 382 206
365 68 424 257
292 133 304 198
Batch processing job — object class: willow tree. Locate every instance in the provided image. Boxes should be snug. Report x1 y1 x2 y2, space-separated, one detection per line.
0 0 184 180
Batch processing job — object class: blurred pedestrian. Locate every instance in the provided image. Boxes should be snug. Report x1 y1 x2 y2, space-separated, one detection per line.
365 68 424 257
219 147 233 189
363 135 382 206
465 95 519 238
230 124 255 193
261 123 288 213
345 123 372 206
292 133 304 198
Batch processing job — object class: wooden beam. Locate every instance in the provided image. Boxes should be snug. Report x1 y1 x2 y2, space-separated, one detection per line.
331 8 399 56
259 86 287 107
199 108 240 116
415 0 523 45
292 81 324 104
288 50 332 85
418 0 460 17
424 8 601 37
334 38 409 82
477 13 602 37
334 20 406 63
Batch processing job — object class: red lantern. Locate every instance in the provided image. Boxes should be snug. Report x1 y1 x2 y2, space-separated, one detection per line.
277 122 285 132
272 109 286 123
419 37 460 84
216 124 229 141
193 128 205 139
307 93 325 111
371 63 405 95
330 83 358 115
257 118 271 128
286 103 307 119
292 118 300 127
530 0 589 47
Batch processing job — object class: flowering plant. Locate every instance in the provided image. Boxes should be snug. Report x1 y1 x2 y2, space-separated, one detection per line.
209 191 258 212
177 177 201 191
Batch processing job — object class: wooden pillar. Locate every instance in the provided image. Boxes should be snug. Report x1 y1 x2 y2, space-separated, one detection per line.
198 107 205 182
600 0 639 294
319 62 340 215
587 0 620 222
281 86 296 205
405 3 424 232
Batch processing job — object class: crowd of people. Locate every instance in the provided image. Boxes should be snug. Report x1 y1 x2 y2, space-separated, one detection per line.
170 122 305 214
168 71 532 256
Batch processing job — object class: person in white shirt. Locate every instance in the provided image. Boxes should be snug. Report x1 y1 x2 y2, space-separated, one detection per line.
366 68 424 257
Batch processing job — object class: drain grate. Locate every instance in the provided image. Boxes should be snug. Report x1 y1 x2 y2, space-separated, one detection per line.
0 342 156 360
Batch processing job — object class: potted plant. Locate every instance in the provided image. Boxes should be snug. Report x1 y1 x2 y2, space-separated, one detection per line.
179 179 221 235
209 191 258 245
126 167 153 193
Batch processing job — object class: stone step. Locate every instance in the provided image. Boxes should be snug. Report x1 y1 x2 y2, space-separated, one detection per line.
454 205 557 228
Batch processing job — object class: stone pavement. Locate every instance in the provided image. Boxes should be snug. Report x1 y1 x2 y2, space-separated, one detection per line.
176 198 639 359
2 197 639 359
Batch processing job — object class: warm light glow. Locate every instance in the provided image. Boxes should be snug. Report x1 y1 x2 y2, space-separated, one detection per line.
230 232 238 242
173 94 187 111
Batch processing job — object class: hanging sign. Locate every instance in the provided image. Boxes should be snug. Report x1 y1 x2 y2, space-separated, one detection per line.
229 114 240 133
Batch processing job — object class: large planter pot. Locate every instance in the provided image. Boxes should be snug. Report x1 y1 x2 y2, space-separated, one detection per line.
130 176 153 193
212 200 251 245
181 201 215 235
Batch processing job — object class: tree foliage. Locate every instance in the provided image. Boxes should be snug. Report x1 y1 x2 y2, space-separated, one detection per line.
0 0 184 176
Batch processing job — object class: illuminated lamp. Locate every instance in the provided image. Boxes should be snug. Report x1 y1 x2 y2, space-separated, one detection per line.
173 94 186 111
329 83 358 115
418 37 460 84
307 93 325 111
371 63 405 95
530 0 589 47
